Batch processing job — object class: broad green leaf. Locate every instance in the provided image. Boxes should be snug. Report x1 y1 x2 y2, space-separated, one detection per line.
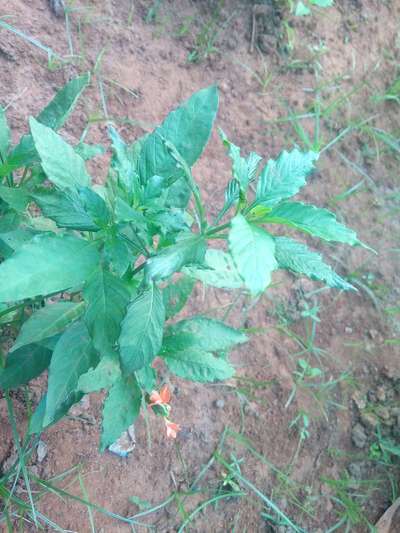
114 197 147 229
163 349 235 383
30 117 91 189
37 73 90 130
32 188 100 231
100 375 142 451
256 149 318 207
165 177 191 209
83 268 130 356
164 316 247 353
145 234 206 282
28 394 67 435
0 234 100 302
219 129 261 191
0 344 52 390
274 237 355 291
103 233 133 277
147 209 188 235
229 214 277 295
139 86 218 182
0 74 90 176
162 275 195 320
263 202 363 246
11 301 85 352
0 185 30 212
44 321 98 426
119 284 165 372
183 248 244 289
0 107 10 159
0 227 37 258
78 351 121 393
135 366 156 393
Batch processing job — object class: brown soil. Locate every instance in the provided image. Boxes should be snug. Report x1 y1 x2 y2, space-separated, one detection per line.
1 0 400 531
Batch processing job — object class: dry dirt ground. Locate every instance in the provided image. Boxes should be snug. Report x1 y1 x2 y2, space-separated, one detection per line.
0 0 400 531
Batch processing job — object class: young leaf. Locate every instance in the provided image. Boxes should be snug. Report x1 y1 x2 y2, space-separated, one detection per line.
163 349 235 383
11 301 85 352
164 316 248 352
295 1 311 16
274 236 355 291
217 178 240 221
0 107 10 160
162 275 195 320
30 117 91 189
229 214 277 295
145 234 206 282
256 149 318 207
0 234 100 302
119 284 165 372
139 86 218 182
262 202 363 246
32 188 101 231
108 125 140 194
44 321 98 427
78 351 121 393
100 375 142 452
0 344 52 390
83 268 130 356
103 233 133 277
183 249 244 289
219 129 262 191
37 73 90 130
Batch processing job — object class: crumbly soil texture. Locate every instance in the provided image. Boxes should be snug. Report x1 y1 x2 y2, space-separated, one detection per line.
1 0 400 531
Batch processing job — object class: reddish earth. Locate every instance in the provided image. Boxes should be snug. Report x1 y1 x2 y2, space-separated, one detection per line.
0 0 399 531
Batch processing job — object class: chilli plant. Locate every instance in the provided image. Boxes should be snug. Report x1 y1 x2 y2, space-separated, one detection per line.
0 74 366 451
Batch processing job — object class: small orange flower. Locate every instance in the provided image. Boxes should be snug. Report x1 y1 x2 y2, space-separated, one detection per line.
148 384 171 408
165 419 180 439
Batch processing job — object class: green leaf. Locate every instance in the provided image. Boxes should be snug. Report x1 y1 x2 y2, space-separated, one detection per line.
162 275 195 320
0 233 100 302
139 86 218 182
309 0 333 6
119 284 165 372
0 74 90 176
78 351 121 393
11 301 85 352
145 234 206 282
263 202 363 246
219 129 261 191
0 344 52 390
164 316 247 353
163 349 235 383
0 185 30 212
100 375 142 451
83 268 130 356
0 227 37 258
108 125 140 194
256 149 318 207
44 321 98 427
37 73 90 130
295 1 311 16
274 237 355 291
229 214 277 295
32 188 101 231
218 179 240 221
135 366 156 393
103 233 133 277
30 117 91 189
184 248 244 289
0 107 10 160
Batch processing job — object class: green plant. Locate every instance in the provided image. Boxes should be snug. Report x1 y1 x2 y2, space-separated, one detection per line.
290 0 333 17
0 75 366 452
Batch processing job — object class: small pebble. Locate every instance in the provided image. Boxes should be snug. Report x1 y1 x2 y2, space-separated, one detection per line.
345 326 353 334
352 423 367 448
214 399 225 409
36 440 48 463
